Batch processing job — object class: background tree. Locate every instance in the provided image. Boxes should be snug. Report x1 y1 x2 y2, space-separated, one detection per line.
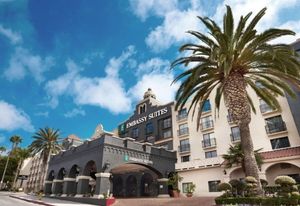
0 146 6 156
0 135 22 189
222 143 263 173
28 127 62 190
172 6 300 194
12 148 31 190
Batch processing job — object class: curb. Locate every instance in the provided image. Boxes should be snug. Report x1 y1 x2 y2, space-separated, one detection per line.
9 195 55 206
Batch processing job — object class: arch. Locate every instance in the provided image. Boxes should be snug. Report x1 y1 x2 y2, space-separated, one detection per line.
126 175 137 197
112 176 123 197
47 170 55 181
229 167 245 180
265 162 300 185
57 168 66 180
69 164 80 178
83 160 97 179
141 173 157 197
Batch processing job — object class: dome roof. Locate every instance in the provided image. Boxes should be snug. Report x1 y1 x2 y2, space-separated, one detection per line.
143 88 156 99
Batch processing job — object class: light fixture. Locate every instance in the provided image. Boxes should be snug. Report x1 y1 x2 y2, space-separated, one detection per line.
223 169 227 175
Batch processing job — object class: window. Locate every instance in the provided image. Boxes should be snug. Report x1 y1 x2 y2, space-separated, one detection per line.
178 123 189 136
271 137 290 149
231 127 240 142
145 122 153 134
163 130 172 139
159 144 169 150
208 180 221 192
265 116 286 134
182 182 193 193
205 150 217 158
163 118 171 128
132 128 139 138
200 116 213 130
139 104 146 114
202 133 216 148
202 100 211 112
181 155 190 162
179 139 190 152
177 108 187 120
259 99 273 113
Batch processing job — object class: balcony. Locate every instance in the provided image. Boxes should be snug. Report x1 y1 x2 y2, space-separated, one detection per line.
260 104 275 114
178 144 191 153
265 121 287 135
230 132 241 143
200 120 214 131
177 127 189 137
177 113 188 121
202 138 217 149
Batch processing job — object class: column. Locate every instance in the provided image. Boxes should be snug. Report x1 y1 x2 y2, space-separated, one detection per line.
44 180 53 195
62 178 76 197
157 178 169 198
51 179 63 196
75 176 90 197
95 173 111 198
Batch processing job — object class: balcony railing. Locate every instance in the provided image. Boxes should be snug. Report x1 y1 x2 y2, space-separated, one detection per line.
202 138 217 148
178 144 191 153
265 121 287 134
177 127 189 136
200 120 214 130
260 104 274 114
230 132 241 142
177 113 188 121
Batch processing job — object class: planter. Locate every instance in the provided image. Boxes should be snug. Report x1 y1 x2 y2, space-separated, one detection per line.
186 193 193 197
172 190 180 198
106 197 116 206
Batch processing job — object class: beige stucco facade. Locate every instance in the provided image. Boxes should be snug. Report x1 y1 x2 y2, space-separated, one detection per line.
172 88 300 196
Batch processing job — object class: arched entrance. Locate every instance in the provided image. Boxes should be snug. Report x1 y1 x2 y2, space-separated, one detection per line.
229 167 245 180
83 160 97 196
110 163 160 198
265 162 300 185
126 175 137 197
66 165 80 196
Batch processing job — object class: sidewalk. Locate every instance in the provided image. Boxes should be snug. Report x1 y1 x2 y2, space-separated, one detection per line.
10 193 95 206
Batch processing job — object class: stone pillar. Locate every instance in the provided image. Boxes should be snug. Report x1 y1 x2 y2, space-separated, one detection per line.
62 178 76 197
95 173 111 198
51 179 64 196
75 176 90 197
44 180 53 195
157 178 169 198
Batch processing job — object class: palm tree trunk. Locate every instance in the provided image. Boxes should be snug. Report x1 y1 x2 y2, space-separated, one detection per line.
12 160 22 190
224 72 263 195
40 151 51 191
0 155 10 189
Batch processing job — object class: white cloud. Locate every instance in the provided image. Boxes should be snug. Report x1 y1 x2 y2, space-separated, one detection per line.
35 111 49 118
214 0 299 43
64 108 86 118
0 24 22 44
273 20 300 44
45 46 135 114
129 0 178 21
4 47 55 83
0 100 34 132
129 58 180 103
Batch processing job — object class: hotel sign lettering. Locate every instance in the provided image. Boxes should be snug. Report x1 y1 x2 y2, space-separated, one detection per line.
126 107 168 129
124 155 153 165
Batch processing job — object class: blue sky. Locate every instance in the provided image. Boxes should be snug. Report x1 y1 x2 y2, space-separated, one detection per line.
1 0 300 149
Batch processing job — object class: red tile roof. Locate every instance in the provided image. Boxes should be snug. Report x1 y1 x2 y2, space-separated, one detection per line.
260 146 300 160
67 134 81 141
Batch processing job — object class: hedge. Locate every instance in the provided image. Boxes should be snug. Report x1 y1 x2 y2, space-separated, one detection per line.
215 196 300 205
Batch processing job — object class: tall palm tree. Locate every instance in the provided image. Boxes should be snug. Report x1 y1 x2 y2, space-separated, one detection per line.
0 146 6 155
223 143 263 173
172 6 300 194
0 135 22 188
12 148 31 190
28 127 62 190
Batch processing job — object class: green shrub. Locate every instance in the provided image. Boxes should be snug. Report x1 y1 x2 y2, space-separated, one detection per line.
245 176 258 197
215 196 300 205
260 179 268 187
275 175 296 185
217 182 232 191
274 175 297 197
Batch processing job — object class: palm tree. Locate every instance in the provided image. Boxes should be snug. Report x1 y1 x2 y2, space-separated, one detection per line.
28 127 62 190
0 146 6 155
223 143 263 173
172 6 300 194
0 135 22 188
12 148 31 190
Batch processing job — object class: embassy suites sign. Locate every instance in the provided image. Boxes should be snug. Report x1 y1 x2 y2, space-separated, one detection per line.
126 107 168 129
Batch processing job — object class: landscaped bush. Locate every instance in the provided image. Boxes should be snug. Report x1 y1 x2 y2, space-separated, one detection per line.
217 182 232 197
245 176 258 197
229 179 246 196
260 179 268 187
275 175 297 197
215 196 300 205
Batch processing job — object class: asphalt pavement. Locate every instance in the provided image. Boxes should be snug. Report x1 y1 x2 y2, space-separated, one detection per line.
0 192 36 206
